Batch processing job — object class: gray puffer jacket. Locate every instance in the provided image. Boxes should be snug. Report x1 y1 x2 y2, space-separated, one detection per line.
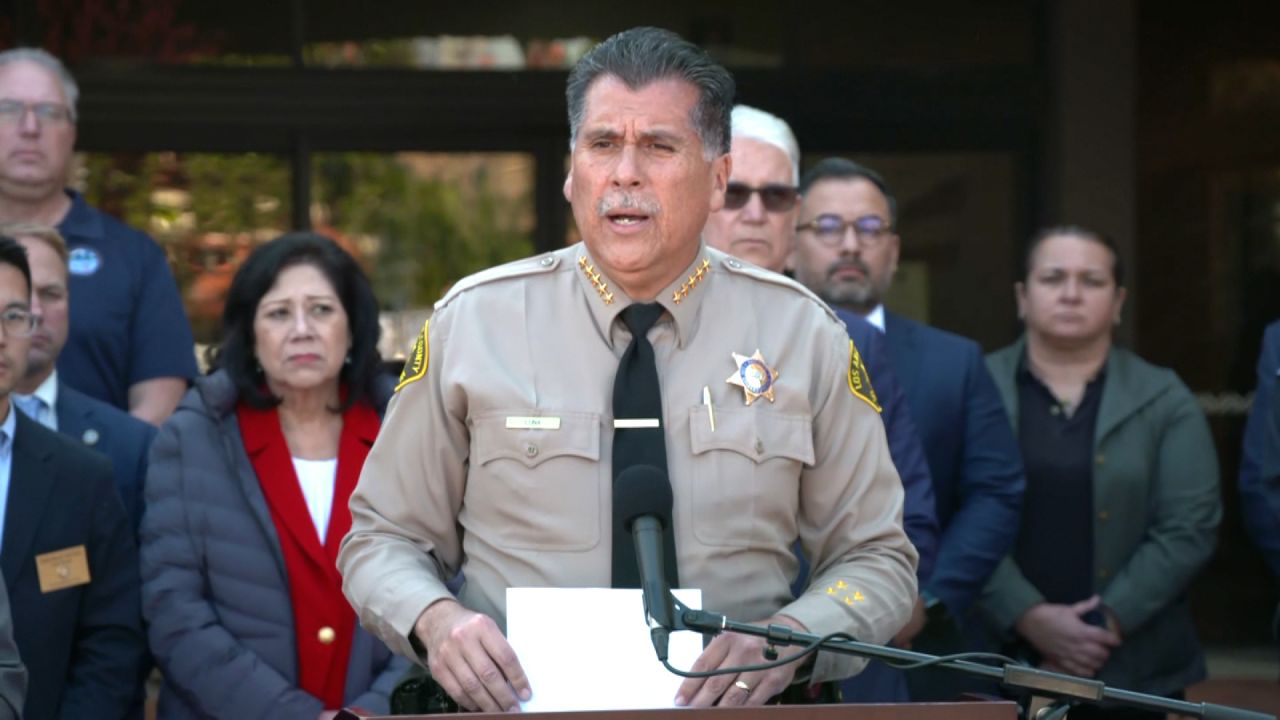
140 370 408 719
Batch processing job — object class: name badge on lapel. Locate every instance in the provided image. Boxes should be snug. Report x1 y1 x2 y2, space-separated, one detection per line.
36 545 91 593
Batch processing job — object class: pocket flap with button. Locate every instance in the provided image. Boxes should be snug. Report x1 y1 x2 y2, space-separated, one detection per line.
689 407 814 465
473 411 601 468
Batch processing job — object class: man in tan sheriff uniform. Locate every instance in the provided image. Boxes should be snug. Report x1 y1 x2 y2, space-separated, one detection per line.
338 26 917 714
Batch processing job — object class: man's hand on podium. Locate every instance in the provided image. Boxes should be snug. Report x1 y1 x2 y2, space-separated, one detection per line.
673 614 808 708
413 599 532 713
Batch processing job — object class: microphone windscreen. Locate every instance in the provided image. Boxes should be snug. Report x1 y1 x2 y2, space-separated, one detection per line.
612 464 673 531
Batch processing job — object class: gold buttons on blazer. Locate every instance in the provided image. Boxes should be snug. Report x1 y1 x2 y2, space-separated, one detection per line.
317 626 336 645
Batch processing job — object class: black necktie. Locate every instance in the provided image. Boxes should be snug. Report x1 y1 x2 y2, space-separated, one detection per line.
611 303 679 589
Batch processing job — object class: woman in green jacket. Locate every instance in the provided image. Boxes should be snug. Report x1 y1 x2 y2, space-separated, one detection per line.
981 226 1221 717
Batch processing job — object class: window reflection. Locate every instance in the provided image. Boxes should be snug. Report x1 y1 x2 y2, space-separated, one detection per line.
75 152 291 348
311 152 534 358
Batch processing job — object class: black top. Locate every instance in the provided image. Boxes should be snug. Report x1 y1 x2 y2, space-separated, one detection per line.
1013 354 1107 606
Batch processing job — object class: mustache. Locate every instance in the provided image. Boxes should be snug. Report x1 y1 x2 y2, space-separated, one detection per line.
597 194 661 217
828 258 870 279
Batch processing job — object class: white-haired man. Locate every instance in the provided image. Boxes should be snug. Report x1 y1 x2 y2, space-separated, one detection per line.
704 105 939 703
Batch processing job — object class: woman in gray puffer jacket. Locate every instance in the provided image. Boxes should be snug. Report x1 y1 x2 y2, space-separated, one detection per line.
140 234 409 719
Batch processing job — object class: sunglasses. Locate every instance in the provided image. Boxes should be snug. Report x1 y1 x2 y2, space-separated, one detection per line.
723 182 800 212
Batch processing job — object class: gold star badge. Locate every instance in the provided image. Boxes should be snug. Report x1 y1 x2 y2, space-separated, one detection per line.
726 349 778 405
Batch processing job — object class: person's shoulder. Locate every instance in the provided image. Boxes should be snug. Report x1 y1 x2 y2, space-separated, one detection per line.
434 248 571 313
16 412 113 481
169 371 234 425
985 341 1022 374
1108 346 1197 408
60 383 157 444
710 248 841 326
890 312 982 356
1264 320 1280 353
76 200 157 247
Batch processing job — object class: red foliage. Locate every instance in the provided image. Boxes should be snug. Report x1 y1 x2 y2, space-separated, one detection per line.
37 0 222 63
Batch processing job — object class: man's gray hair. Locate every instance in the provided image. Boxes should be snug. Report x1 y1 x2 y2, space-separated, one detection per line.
731 105 800 184
566 27 734 160
0 48 79 121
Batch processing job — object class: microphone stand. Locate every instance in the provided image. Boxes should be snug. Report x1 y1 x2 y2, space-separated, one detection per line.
654 595 1273 720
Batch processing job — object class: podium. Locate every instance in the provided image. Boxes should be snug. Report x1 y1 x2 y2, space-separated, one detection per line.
336 701 1018 719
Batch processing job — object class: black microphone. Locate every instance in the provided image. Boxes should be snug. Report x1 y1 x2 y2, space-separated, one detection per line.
613 464 677 659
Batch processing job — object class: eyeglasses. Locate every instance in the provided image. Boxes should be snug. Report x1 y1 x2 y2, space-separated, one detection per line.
723 182 800 212
0 100 74 126
795 214 894 247
0 307 38 337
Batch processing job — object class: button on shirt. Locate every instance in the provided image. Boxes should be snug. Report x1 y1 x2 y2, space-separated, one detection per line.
0 403 16 553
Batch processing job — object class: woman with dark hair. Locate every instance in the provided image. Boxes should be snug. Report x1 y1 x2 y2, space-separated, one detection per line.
140 232 407 719
980 226 1221 718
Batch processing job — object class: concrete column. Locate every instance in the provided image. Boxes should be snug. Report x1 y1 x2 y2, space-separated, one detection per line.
1043 0 1137 343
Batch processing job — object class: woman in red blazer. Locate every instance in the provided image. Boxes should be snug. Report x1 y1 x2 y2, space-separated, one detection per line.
141 233 407 719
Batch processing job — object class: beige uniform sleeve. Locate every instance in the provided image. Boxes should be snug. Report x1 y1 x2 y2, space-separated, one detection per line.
778 321 919 682
339 303 468 662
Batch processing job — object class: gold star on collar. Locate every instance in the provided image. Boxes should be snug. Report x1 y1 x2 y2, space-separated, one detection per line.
578 255 614 305
726 349 779 405
672 257 711 304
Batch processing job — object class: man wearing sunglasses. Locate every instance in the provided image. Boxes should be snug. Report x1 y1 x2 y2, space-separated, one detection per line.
794 158 1026 701
704 105 938 704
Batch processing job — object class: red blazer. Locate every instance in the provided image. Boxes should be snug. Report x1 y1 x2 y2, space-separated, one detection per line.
237 398 380 710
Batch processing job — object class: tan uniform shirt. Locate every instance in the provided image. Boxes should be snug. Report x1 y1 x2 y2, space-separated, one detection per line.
339 243 918 681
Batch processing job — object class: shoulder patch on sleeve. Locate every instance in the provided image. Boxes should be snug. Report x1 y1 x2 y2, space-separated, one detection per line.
396 319 430 392
847 339 882 413
435 252 562 311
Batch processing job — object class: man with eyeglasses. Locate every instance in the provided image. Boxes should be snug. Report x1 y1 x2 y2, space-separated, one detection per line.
0 48 196 426
3 222 156 538
794 158 1026 700
0 234 145 719
703 106 939 704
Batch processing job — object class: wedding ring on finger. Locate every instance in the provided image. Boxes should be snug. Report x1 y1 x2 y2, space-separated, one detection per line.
734 679 752 694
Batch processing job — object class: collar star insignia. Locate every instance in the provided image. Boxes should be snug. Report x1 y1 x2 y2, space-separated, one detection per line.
726 349 779 405
577 255 614 305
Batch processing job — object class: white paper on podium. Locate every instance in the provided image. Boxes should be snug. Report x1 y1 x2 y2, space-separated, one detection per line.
506 587 703 712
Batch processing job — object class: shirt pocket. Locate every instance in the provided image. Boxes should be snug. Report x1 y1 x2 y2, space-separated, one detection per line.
687 406 814 548
470 410 602 551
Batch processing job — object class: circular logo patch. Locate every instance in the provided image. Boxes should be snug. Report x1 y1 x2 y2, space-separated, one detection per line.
68 247 101 276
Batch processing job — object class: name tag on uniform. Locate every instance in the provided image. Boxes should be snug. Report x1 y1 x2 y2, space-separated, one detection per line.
506 416 561 430
36 545 91 594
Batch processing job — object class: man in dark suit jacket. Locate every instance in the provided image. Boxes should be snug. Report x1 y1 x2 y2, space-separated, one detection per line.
0 235 146 719
794 158 1026 699
1240 320 1280 640
4 224 157 534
